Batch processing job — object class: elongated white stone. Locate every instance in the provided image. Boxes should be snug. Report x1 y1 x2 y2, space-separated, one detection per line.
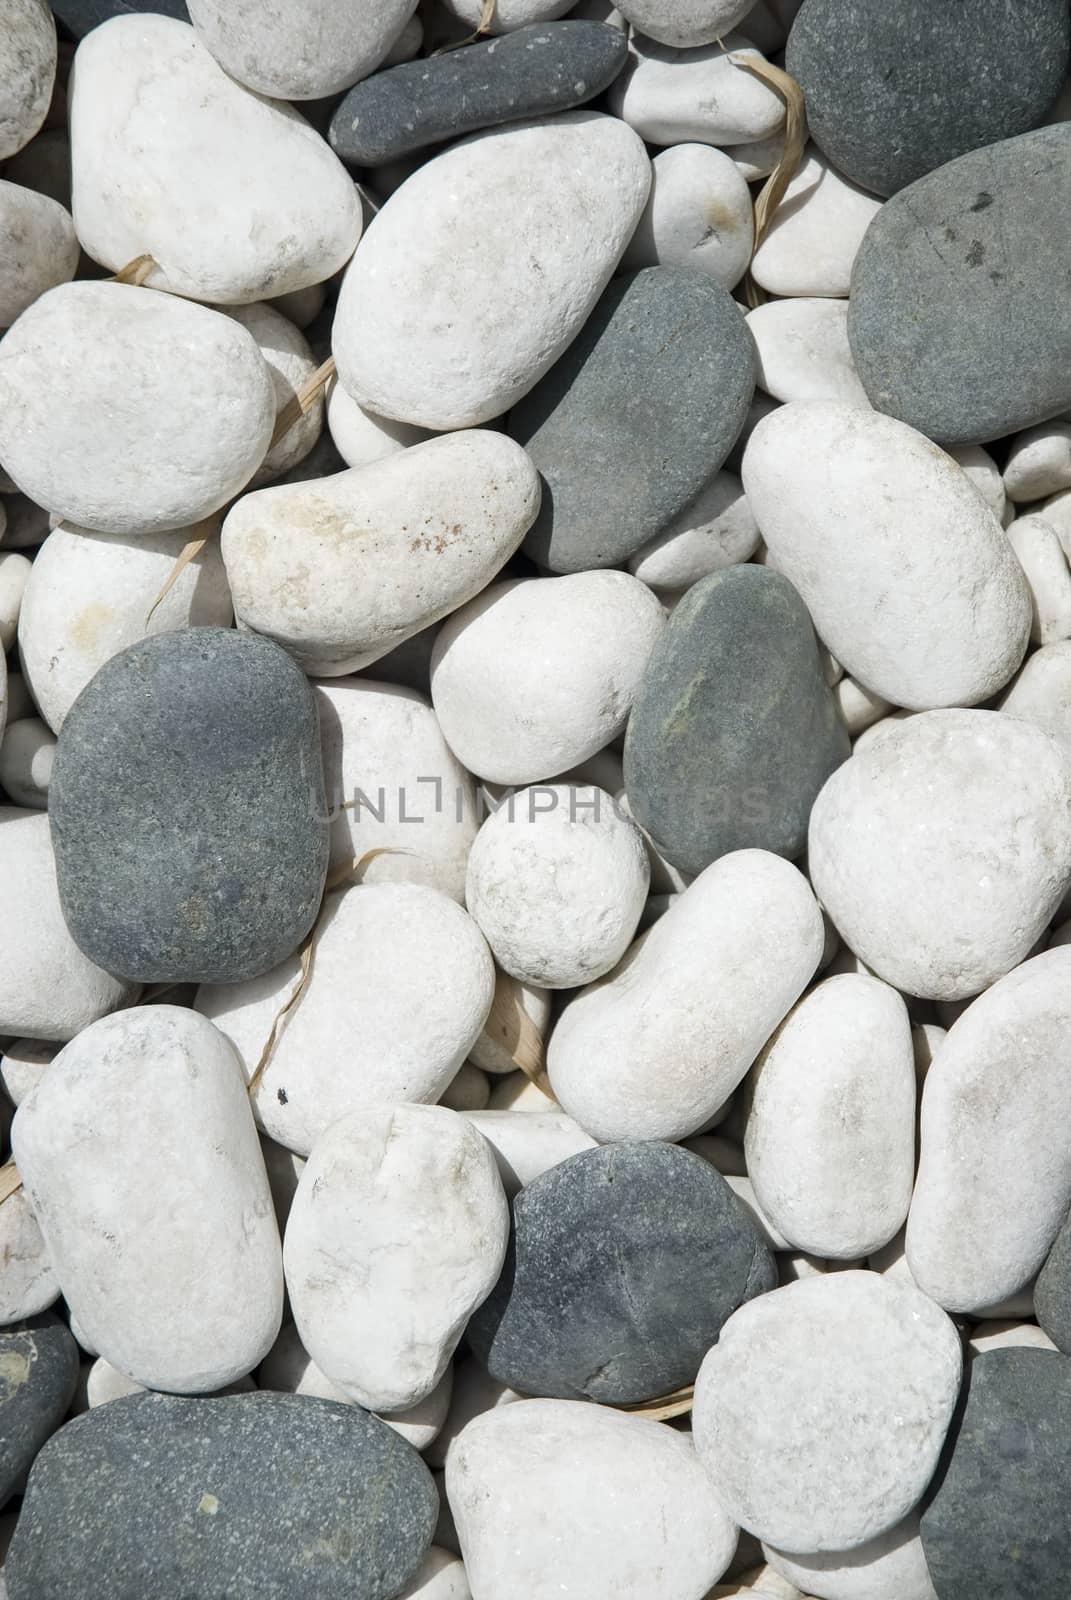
1003 422 1071 503
616 0 762 45
186 0 418 98
223 302 322 486
1005 513 1071 645
609 32 786 146
628 470 760 592
999 638 1071 749
326 378 429 469
463 1110 597 1195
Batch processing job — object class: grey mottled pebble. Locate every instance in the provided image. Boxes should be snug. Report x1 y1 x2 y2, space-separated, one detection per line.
1035 1206 1071 1353
0 1315 78 1508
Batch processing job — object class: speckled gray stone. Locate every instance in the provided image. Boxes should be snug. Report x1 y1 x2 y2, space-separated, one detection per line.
849 124 1071 445
329 22 628 166
623 565 849 878
787 0 1070 198
920 1349 1071 1599
466 1141 775 1405
1035 1206 1071 1353
5 1391 437 1600
48 628 328 985
511 266 756 572
0 1315 78 1508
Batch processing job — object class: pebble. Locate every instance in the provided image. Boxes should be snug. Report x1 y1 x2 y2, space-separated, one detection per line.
1003 421 1071 502
750 147 883 298
968 1320 1057 1358
396 1548 470 1600
809 710 1071 1002
69 15 362 303
746 298 871 406
920 1349 1071 1599
1005 513 1071 644
549 850 823 1142
83 1358 255 1409
439 0 572 32
430 573 664 784
609 33 786 146
5 1391 438 1600
0 551 30 653
462 1110 597 1196
834 676 892 738
224 303 323 486
787 0 1070 197
0 1316 78 1506
623 565 849 876
185 0 418 99
197 883 494 1155
0 282 276 536
1035 1202 1071 1351
447 1399 738 1599
848 125 1071 445
744 974 916 1259
284 1106 508 1413
468 978 552 1077
220 431 539 676
692 1272 962 1553
621 143 754 288
0 0 55 161
0 1176 58 1325
325 380 429 469
333 112 650 430
627 470 761 592
513 266 756 572
48 0 190 36
617 0 760 45
742 403 1031 709
0 718 53 808
0 179 77 330
762 1512 938 1600
949 442 1007 521
330 22 627 166
12 1005 283 1392
468 1140 775 1404
49 628 328 984
440 1064 490 1113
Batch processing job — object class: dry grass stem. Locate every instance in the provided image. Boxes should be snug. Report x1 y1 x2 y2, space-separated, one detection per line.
730 56 808 309
485 967 556 1102
0 1161 23 1207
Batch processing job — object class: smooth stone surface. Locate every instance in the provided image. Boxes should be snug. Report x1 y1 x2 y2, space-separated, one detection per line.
330 22 627 165
746 298 870 405
0 0 55 161
83 1359 255 1409
221 432 539 676
742 403 1031 709
0 718 54 808
462 1111 597 1196
907 950 1071 1312
968 1320 1057 1358
809 711 1071 1002
49 628 328 985
787 0 1070 197
1035 1204 1071 1351
609 32 786 146
6 1392 438 1600
285 1106 508 1413
439 0 572 32
621 143 754 289
468 1140 775 1404
0 282 275 535
0 1316 78 1506
624 565 848 876
13 1006 283 1393
628 470 760 591
430 573 664 785
920 1349 1071 1599
0 180 78 329
0 550 30 654
693 1272 962 1554
70 15 362 303
225 303 322 487
448 1399 738 1600
1006 513 1071 645
326 380 429 469
616 0 758 45
751 146 882 298
763 1512 938 1600
333 112 650 430
439 1063 489 1114
513 266 755 571
849 125 1071 445
1004 422 1071 502
549 850 823 1142
950 442 1006 521
186 0 418 98
0 1189 58 1326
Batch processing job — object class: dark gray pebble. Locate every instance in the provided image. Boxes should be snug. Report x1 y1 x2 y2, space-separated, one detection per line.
0 1315 78 1509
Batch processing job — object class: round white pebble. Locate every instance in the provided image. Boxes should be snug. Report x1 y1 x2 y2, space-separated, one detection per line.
622 142 754 289
186 0 418 98
746 298 871 406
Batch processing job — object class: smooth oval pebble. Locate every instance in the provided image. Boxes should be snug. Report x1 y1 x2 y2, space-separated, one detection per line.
439 0 572 32
0 1315 78 1506
513 266 755 572
809 710 1071 1001
1006 512 1071 645
326 379 429 468
548 850 823 1143
0 0 55 161
12 1006 283 1393
906 949 1071 1312
751 146 882 298
615 0 758 45
1004 422 1071 503
763 1512 938 1600
0 179 78 329
746 298 871 405
284 1105 508 1412
742 402 1031 708
49 627 328 985
624 565 849 877
221 432 539 676
609 32 786 146
848 125 1071 444
186 0 418 98
431 573 664 784
0 718 53 808
333 112 650 430
621 143 754 288
225 302 323 487
627 470 760 591
5 1391 438 1600
0 282 275 535
447 1399 738 1600
467 1141 774 1404
69 14 362 302
462 1110 597 1196
692 1272 962 1553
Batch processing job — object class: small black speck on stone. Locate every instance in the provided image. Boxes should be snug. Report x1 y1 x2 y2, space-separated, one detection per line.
0 1315 79 1509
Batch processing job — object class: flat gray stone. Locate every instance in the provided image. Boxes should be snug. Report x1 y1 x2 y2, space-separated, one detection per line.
848 124 1071 445
1035 1206 1071 1353
0 1315 78 1508
624 564 849 877
48 628 328 984
512 266 756 572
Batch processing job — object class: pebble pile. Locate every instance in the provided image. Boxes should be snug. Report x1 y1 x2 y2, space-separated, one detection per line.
0 1 1070 1597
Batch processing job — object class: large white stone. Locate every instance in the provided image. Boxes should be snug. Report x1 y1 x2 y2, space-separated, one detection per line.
69 15 361 303
609 33 786 146
746 299 870 406
221 431 539 675
223 302 322 486
462 1110 597 1196
622 143 754 290
447 1399 738 1600
1005 513 1071 645
12 1005 283 1392
0 282 276 534
744 974 915 1259
0 808 137 1038
0 1186 58 1326
628 470 760 593
907 948 1071 1313
17 521 232 733
692 1273 961 1554
333 112 650 429
616 0 762 45
84 1358 255 1407
808 710 1071 1001
430 573 664 784
196 882 495 1156
751 148 883 298
187 0 418 98
999 638 1071 749
763 1513 938 1600
0 0 55 161
968 1320 1057 1358
548 849 824 1143
284 1105 508 1412
742 402 1031 708
0 180 78 329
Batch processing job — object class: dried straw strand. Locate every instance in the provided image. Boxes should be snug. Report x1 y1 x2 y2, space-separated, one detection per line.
613 1383 695 1423
0 1161 23 1206
484 967 556 1102
730 55 808 310
111 254 158 287
433 0 498 53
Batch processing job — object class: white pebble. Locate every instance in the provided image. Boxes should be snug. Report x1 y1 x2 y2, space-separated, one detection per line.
186 0 418 98
616 0 761 45
0 1037 56 1106
751 147 883 298
1005 512 1071 644
0 551 30 653
628 471 760 592
0 0 55 161
836 676 893 738
1003 422 1071 503
468 974 551 1077
0 718 54 808
0 179 77 328
0 1186 57 1325
998 638 1071 749
85 1357 254 1407
746 298 871 406
462 1109 597 1196
223 302 322 485
326 378 429 469
609 33 786 146
439 0 572 31
396 1547 471 1600
622 142 754 289
439 1063 490 1113
763 1512 938 1600
723 127 787 181
424 1354 523 1472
